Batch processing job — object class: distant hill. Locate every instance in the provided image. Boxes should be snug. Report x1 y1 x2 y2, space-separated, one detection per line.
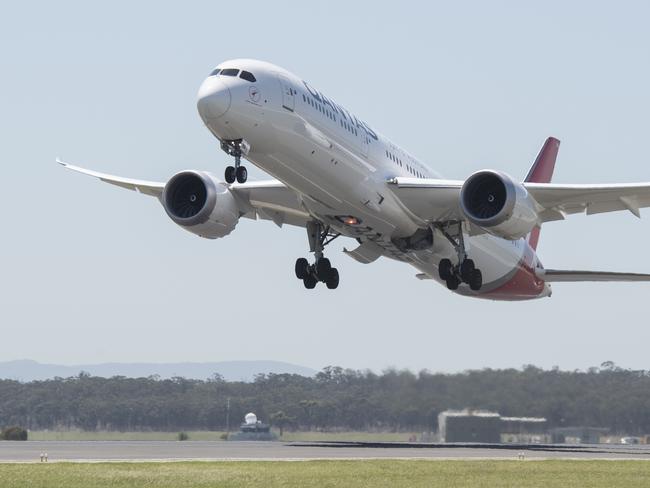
0 359 316 382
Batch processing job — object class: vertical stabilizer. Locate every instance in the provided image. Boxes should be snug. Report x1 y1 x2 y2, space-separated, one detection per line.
525 137 560 250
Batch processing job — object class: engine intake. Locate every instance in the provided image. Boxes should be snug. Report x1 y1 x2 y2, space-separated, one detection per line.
460 170 538 240
164 172 215 225
162 171 240 239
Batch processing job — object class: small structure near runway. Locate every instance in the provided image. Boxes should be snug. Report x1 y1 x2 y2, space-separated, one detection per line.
229 412 278 441
439 410 548 443
439 410 501 443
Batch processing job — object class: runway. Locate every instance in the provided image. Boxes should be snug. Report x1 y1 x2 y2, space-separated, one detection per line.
1 441 650 462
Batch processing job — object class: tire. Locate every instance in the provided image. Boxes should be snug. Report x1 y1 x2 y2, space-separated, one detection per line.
438 259 453 281
469 269 483 291
326 268 339 289
224 166 236 184
316 258 331 280
303 274 317 289
446 275 460 291
236 166 248 183
295 258 309 279
460 259 475 283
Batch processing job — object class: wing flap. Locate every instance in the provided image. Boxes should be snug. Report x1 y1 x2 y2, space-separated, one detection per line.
537 268 650 282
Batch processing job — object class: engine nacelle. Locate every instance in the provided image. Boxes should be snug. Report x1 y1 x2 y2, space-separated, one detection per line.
162 170 240 239
460 170 539 240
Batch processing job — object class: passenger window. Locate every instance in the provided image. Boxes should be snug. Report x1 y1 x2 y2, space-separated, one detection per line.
221 68 239 77
240 71 256 82
209 69 221 77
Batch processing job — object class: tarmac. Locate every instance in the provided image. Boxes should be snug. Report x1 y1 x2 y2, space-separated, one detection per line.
1 441 650 462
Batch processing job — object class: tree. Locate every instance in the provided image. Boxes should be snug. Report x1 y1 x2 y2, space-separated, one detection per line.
270 411 293 438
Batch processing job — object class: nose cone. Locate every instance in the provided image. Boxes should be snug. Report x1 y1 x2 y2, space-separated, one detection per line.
197 77 231 120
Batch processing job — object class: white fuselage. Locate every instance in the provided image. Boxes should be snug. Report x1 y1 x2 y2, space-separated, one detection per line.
197 59 550 300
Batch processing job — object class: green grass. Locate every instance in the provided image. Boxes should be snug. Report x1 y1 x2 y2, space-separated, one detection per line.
27 431 417 442
0 460 649 488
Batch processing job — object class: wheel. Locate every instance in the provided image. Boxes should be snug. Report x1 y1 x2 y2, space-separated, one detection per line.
295 258 309 279
236 165 248 183
225 166 236 184
325 268 339 289
303 274 317 289
438 259 453 281
460 259 475 283
469 269 483 291
316 258 331 280
446 275 460 291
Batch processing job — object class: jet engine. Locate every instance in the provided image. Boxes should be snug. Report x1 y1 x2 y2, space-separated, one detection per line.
460 170 539 240
162 170 240 239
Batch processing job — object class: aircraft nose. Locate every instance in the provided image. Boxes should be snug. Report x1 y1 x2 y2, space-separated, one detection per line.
197 77 231 120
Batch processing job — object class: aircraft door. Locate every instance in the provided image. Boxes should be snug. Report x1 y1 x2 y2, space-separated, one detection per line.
278 75 295 111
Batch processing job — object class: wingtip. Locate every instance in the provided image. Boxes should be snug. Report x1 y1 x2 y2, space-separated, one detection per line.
56 157 66 167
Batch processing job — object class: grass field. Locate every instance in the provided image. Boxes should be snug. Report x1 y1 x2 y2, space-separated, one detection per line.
0 460 649 488
28 430 417 442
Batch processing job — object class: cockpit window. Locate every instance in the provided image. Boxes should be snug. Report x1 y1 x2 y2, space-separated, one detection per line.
209 68 220 77
220 68 240 77
240 71 257 82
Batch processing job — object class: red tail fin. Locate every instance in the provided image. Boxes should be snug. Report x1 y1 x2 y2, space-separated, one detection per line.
525 137 560 250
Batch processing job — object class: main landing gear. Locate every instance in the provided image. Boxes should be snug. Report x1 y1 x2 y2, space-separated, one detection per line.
435 222 483 291
295 221 341 290
221 139 248 184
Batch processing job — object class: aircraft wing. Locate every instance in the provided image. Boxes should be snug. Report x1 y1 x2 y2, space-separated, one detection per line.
59 159 310 228
387 178 465 223
58 159 165 197
230 180 311 228
388 177 650 224
524 182 650 221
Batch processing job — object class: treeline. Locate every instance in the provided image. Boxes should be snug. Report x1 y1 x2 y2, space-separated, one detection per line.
1 363 649 434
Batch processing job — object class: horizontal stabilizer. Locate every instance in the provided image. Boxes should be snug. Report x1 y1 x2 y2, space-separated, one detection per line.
536 268 650 282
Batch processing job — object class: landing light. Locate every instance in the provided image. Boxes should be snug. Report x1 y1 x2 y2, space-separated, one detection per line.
336 215 361 226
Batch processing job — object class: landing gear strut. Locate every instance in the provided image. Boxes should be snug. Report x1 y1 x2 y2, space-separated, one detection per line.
435 221 483 291
295 221 341 290
221 139 248 184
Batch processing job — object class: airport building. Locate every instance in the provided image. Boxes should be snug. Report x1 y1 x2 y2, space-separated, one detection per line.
438 410 501 443
549 427 608 444
501 416 548 443
438 410 548 443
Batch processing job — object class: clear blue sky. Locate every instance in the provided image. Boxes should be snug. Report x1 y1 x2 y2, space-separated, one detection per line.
2 0 650 372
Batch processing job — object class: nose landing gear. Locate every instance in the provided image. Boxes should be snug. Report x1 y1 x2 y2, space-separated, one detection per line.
295 221 341 290
221 139 249 184
435 221 483 291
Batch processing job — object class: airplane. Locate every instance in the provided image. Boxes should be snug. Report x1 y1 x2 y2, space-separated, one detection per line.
60 59 650 301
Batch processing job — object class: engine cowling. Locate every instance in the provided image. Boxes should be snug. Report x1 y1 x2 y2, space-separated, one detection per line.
459 170 539 240
162 170 240 239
